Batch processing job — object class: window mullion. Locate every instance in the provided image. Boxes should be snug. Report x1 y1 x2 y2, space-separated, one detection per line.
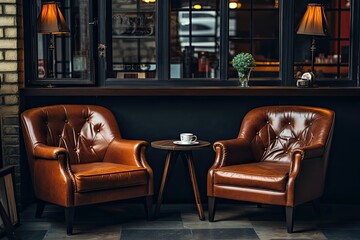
220 0 229 80
350 0 360 86
97 0 107 85
280 0 294 86
156 0 170 80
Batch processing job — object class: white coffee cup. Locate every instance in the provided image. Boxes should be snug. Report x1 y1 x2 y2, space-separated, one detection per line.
180 133 197 143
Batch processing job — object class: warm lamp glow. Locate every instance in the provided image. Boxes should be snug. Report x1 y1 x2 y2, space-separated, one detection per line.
142 0 156 3
297 3 328 36
229 1 241 9
193 4 202 9
37 2 69 79
296 3 329 83
37 2 69 34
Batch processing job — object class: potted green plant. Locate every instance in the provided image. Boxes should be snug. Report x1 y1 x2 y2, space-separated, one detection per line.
232 53 256 87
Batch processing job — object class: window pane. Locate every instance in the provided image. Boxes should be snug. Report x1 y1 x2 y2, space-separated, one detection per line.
230 11 250 38
340 40 350 64
111 0 156 79
294 0 350 81
170 0 220 79
172 0 190 9
36 0 91 81
238 0 251 9
342 0 351 8
112 39 156 63
253 11 279 37
340 11 350 38
325 10 351 39
328 0 351 8
253 0 279 9
253 39 279 61
229 40 251 55
229 1 279 80
191 0 218 9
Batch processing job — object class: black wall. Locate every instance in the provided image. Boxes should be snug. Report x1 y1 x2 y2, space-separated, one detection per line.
20 95 360 205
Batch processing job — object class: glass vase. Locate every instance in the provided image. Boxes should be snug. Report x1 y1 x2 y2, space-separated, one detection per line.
238 67 253 87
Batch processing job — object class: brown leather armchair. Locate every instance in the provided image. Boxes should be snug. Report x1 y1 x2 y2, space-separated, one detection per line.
21 105 154 235
207 105 335 233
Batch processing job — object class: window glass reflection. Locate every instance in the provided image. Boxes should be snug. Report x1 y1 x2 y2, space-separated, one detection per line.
36 0 90 80
111 0 157 79
294 0 350 80
229 0 280 80
170 0 220 79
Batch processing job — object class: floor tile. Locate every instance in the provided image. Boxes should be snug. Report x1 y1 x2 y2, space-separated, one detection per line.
322 229 360 240
120 229 191 240
10 203 360 240
44 223 121 240
252 221 326 240
182 212 253 229
191 228 259 240
121 219 184 229
14 230 47 240
120 228 259 240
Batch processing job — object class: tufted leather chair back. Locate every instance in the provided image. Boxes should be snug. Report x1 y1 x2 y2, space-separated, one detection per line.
21 105 121 165
238 105 335 163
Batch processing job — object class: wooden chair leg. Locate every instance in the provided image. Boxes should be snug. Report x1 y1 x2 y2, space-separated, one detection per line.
144 195 153 220
65 207 75 235
286 206 294 233
208 196 216 222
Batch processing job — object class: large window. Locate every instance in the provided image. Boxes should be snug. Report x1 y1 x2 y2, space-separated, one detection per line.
110 0 157 79
228 0 280 80
170 0 220 79
32 0 95 85
24 0 359 86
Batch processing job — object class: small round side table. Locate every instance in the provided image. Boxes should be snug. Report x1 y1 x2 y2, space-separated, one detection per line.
151 140 211 220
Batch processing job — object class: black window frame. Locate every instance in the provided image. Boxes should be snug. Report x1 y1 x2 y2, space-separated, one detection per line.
24 0 97 87
23 0 360 87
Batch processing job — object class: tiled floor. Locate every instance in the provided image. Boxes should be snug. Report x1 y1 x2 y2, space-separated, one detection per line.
2 202 360 239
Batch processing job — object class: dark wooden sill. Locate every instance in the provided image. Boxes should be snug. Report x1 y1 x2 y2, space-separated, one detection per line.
20 86 360 97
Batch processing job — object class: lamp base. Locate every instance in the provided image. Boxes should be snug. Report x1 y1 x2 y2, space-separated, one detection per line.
46 33 55 79
296 72 317 88
296 79 311 88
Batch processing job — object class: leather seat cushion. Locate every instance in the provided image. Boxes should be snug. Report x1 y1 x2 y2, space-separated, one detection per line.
213 162 290 192
71 162 148 193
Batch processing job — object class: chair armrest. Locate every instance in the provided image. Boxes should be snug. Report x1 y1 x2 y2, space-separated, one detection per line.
34 143 67 160
32 144 74 206
286 144 326 206
291 144 325 160
211 138 254 169
208 138 253 196
103 138 149 168
290 144 325 175
104 138 153 195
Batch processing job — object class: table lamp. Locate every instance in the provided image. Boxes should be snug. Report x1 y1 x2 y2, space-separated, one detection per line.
37 1 70 78
296 3 328 79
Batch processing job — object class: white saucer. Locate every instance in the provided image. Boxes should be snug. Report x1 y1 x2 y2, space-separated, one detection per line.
173 140 199 145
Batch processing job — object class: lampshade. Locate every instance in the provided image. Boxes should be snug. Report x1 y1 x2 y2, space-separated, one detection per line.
297 3 328 36
37 2 70 34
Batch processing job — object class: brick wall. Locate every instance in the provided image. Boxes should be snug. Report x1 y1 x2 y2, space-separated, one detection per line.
0 0 23 203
